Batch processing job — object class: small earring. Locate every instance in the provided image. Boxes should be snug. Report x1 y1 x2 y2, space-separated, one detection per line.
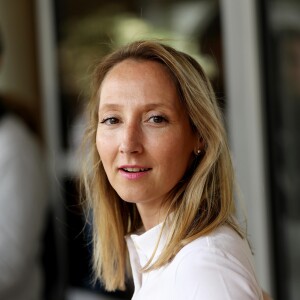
195 148 201 156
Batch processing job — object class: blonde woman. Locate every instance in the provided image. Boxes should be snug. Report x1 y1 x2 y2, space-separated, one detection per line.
81 40 266 299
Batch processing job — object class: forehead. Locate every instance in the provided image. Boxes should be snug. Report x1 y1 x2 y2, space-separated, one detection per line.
102 59 174 86
98 59 181 108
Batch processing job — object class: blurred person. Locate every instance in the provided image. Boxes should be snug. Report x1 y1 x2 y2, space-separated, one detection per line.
81 40 272 299
0 28 47 299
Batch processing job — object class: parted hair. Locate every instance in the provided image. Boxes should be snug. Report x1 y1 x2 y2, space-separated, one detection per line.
81 40 240 291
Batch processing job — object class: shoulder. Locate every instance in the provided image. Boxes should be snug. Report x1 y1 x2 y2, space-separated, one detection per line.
171 225 263 299
0 115 46 198
176 225 252 267
0 115 37 145
0 115 42 165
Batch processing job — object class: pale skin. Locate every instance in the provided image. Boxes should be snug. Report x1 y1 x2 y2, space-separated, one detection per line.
96 59 201 230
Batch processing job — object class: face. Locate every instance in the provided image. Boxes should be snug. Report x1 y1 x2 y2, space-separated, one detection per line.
96 59 197 217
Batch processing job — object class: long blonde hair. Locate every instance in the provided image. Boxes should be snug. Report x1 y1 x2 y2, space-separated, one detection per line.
81 40 240 291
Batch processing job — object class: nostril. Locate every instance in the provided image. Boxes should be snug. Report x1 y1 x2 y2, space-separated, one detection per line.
119 147 142 154
119 141 143 154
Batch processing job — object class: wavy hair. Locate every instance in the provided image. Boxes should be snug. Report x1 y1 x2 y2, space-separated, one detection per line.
81 40 240 291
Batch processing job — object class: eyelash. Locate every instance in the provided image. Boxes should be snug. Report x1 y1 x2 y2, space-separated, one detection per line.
148 115 168 124
99 115 168 125
100 117 119 125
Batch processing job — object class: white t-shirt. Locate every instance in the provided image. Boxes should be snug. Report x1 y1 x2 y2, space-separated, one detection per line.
0 115 47 300
126 221 263 300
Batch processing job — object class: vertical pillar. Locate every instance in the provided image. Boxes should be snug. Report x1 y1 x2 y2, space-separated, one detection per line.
221 0 273 294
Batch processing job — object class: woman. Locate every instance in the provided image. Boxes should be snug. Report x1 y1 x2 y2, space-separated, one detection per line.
81 40 265 299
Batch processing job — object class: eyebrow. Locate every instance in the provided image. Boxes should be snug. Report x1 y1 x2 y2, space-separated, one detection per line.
98 102 176 111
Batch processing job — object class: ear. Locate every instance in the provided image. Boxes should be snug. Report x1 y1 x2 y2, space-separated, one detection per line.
193 136 205 156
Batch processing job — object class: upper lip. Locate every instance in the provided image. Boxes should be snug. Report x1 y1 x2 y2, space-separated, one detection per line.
119 165 152 170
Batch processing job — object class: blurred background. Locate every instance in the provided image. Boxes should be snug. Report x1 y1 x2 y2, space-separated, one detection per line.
0 0 299 299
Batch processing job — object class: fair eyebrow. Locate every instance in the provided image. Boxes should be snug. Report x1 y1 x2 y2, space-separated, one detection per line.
98 102 177 112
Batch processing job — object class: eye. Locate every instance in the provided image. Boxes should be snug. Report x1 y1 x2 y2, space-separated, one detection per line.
100 117 119 125
148 115 168 124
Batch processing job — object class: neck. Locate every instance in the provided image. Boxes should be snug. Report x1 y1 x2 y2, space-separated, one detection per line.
136 203 166 231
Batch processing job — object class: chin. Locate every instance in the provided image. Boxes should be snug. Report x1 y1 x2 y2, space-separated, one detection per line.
118 194 151 205
119 196 141 204
114 188 148 204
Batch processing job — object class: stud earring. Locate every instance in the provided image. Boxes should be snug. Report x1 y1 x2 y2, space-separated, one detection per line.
195 148 202 156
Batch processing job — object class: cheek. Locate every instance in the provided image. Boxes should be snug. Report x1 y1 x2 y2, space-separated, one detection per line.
96 133 108 163
155 135 193 169
95 133 102 157
96 139 111 179
96 132 117 169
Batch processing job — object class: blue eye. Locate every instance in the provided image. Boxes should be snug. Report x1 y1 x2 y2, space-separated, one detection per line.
149 115 167 123
100 117 119 125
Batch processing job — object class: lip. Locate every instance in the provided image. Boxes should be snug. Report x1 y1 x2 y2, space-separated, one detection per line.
118 165 152 180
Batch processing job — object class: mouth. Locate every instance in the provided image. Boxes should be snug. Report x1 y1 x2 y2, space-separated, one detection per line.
120 167 152 173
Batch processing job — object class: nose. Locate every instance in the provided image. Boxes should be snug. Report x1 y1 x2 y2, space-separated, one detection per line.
119 122 143 154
